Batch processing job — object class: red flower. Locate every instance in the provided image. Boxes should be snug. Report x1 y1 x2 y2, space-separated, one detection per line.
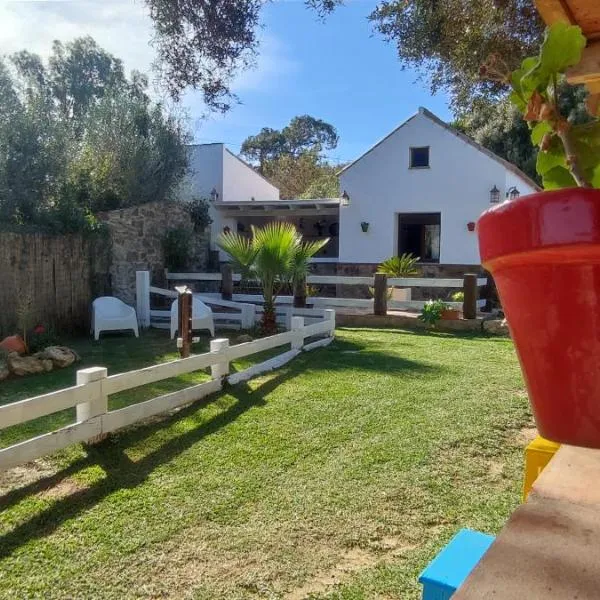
33 325 45 334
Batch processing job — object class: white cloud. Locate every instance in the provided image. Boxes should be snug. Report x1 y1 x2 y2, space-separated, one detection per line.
0 0 297 121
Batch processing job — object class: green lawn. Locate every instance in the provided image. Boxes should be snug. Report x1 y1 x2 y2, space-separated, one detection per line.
0 327 531 599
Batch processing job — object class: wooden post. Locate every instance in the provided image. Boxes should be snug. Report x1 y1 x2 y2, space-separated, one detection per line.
373 273 388 316
210 338 230 380
291 316 305 350
324 309 336 335
463 273 478 320
221 263 233 300
294 276 307 308
178 287 193 358
76 366 108 444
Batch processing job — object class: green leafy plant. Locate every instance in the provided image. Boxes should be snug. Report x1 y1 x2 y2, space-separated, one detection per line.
377 253 420 277
187 198 213 232
162 227 193 271
451 291 464 302
218 222 328 333
28 325 61 353
482 23 599 189
419 299 448 326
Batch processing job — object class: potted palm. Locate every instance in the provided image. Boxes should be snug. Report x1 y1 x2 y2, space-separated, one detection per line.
377 253 420 303
478 23 600 447
218 222 328 334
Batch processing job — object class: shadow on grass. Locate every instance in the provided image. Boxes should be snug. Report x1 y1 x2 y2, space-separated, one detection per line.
0 371 295 559
0 335 444 557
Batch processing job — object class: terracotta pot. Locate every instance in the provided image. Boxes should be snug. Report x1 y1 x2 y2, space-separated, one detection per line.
441 309 461 320
478 188 600 448
0 335 27 355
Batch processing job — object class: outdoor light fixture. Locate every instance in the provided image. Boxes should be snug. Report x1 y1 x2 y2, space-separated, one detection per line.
506 186 520 200
361 221 370 233
223 226 231 234
467 221 476 232
341 190 350 206
174 285 190 295
210 188 219 202
489 185 500 204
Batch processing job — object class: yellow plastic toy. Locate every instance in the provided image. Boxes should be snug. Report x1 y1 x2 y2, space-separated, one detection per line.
522 435 560 501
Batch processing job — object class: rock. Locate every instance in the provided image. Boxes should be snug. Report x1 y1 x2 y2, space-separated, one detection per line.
37 346 80 369
0 335 27 355
7 352 53 376
483 318 510 336
0 362 9 381
235 334 253 344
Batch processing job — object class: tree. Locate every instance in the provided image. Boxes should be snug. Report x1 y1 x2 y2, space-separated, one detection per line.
144 0 341 110
217 222 328 333
262 151 339 199
456 83 590 182
0 38 189 232
241 115 338 173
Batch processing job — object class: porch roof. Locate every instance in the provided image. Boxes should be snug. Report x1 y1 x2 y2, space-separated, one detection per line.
214 198 340 217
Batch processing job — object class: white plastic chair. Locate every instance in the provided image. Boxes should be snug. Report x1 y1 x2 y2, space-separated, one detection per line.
92 297 139 340
170 297 215 339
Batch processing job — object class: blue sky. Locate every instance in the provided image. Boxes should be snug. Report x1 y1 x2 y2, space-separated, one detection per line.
0 0 451 165
194 1 452 163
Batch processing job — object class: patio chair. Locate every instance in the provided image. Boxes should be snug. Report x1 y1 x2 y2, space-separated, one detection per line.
170 297 215 339
92 297 139 341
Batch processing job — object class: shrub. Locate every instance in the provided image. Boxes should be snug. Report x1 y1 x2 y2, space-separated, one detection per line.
451 291 464 302
377 253 420 277
187 198 213 232
162 227 193 271
28 326 61 353
419 299 448 326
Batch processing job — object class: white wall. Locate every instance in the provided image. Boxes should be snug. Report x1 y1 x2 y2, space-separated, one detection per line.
222 149 279 203
338 110 537 265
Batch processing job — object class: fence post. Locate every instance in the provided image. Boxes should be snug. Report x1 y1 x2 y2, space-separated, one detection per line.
291 316 305 350
178 287 193 358
373 273 388 316
241 303 256 329
294 276 307 308
210 338 230 380
324 309 336 336
463 273 478 320
221 263 233 301
76 367 108 444
136 270 150 328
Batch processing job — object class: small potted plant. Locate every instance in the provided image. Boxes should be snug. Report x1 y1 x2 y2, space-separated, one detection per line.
419 299 448 327
478 23 600 447
377 253 420 303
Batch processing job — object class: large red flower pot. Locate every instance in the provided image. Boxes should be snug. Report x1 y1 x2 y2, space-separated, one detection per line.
478 188 600 448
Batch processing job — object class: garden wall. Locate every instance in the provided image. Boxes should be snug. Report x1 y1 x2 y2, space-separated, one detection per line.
0 233 110 337
99 201 209 305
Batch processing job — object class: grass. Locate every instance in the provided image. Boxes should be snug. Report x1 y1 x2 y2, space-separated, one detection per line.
0 327 531 599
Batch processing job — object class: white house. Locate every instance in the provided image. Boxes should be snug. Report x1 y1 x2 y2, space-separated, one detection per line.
183 109 538 274
337 107 539 274
179 143 280 254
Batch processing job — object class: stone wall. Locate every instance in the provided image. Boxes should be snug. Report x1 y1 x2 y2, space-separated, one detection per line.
100 201 208 305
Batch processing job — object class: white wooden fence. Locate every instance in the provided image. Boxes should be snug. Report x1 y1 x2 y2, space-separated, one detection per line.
159 271 487 317
0 313 335 472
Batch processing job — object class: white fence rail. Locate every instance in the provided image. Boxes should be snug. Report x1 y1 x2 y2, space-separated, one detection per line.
0 313 335 472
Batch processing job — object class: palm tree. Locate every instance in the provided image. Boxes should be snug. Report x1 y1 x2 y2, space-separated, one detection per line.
217 222 328 333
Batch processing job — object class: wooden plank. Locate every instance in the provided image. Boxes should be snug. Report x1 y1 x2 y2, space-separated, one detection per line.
195 295 246 310
302 320 335 337
535 0 576 27
567 40 600 84
167 272 242 282
0 383 97 430
226 331 294 360
105 352 217 395
213 312 243 321
227 350 300 385
149 286 178 298
102 379 221 433
307 275 374 285
150 310 170 317
0 417 102 471
303 337 334 352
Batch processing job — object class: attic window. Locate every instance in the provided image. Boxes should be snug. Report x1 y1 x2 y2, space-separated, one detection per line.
410 146 430 168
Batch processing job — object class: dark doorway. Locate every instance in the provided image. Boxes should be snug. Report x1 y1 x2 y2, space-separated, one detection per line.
397 213 441 263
